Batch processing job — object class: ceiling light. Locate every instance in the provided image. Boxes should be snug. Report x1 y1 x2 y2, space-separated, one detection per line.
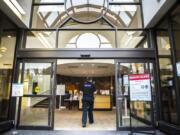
165 44 170 50
8 35 12 38
0 47 7 53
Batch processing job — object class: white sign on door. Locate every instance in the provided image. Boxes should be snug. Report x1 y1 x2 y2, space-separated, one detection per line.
56 85 65 95
176 62 180 76
129 74 151 101
123 75 129 86
12 84 24 97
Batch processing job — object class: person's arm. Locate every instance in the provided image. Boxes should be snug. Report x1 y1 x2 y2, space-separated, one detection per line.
93 85 96 93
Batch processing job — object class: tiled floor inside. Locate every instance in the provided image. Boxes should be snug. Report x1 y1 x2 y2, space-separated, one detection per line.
3 108 166 135
3 130 166 135
19 108 147 130
54 109 116 130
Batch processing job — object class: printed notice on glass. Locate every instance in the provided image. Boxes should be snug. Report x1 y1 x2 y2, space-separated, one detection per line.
56 85 65 96
12 84 24 97
176 62 180 76
123 75 129 86
129 74 151 101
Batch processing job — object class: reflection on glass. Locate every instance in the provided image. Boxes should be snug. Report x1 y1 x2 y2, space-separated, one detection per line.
26 31 56 48
117 63 154 128
31 1 142 29
58 31 115 48
117 31 148 48
156 31 171 55
0 31 16 122
32 5 67 29
23 63 52 95
157 28 178 124
159 58 178 125
106 5 142 28
65 0 108 23
19 97 50 126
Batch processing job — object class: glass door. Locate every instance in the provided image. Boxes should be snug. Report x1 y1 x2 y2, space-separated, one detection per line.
16 59 56 130
115 60 156 130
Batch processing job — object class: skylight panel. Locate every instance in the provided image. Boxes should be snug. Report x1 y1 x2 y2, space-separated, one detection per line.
46 12 59 26
119 12 131 26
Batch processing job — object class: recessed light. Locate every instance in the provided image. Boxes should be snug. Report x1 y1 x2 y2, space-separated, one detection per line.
8 35 12 38
0 47 7 52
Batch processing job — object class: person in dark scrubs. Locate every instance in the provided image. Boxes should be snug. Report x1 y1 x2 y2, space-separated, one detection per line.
80 78 96 127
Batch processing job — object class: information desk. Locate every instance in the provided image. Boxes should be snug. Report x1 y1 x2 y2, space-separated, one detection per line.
79 95 111 110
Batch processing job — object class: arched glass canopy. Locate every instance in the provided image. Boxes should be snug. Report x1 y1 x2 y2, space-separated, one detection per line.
65 0 108 23
32 0 142 28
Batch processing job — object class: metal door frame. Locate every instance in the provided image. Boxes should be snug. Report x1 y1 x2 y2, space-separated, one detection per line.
15 59 57 130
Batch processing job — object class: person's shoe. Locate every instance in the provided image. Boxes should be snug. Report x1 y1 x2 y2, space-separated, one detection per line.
89 122 94 124
82 124 86 127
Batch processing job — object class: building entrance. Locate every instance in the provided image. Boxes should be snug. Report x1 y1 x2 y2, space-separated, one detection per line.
54 59 116 130
15 59 156 131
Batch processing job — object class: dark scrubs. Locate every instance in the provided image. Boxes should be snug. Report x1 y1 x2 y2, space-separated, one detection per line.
81 82 96 126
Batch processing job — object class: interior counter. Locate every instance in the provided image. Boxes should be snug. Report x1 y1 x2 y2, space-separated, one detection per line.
79 95 111 110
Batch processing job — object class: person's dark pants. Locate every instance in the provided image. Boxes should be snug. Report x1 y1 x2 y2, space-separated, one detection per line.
82 100 94 125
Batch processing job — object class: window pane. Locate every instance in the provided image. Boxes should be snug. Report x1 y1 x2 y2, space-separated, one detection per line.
156 31 171 55
107 5 142 28
32 5 67 29
172 5 180 61
117 31 148 48
58 30 115 48
23 63 52 95
19 97 50 126
159 58 178 124
26 31 56 48
0 31 16 122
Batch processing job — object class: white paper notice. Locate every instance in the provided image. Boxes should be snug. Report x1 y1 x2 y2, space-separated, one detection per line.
176 62 180 76
12 84 24 97
56 85 65 95
123 75 129 86
129 74 151 101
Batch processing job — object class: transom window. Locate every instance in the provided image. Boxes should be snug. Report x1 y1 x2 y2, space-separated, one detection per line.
65 33 112 48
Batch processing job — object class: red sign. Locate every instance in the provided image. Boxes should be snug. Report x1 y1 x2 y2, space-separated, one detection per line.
129 74 150 81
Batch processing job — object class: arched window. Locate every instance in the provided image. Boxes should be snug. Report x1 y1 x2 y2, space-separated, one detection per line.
65 33 112 48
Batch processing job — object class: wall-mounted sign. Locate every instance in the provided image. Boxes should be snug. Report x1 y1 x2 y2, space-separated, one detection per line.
129 74 151 101
12 84 24 97
176 62 180 76
56 85 65 96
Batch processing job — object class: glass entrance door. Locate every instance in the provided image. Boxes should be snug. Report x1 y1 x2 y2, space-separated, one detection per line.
116 60 156 130
16 60 56 130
